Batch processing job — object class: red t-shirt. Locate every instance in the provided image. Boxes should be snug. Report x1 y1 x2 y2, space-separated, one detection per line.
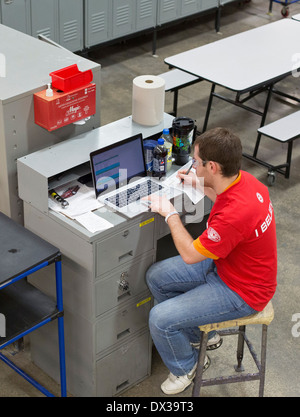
193 170 277 311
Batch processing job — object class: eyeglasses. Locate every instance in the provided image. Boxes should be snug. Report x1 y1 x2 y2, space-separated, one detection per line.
192 158 207 168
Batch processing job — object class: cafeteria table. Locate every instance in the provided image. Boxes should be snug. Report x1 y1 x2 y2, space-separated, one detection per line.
164 19 300 172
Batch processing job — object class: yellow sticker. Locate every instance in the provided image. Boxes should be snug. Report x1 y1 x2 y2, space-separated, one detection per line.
139 217 154 227
136 297 151 307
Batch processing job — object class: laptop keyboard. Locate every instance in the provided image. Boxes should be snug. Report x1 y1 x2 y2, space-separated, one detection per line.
105 179 163 208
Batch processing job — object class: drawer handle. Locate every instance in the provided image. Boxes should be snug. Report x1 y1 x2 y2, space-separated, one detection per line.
117 292 131 302
117 328 130 339
118 250 133 262
123 230 129 238
116 380 129 392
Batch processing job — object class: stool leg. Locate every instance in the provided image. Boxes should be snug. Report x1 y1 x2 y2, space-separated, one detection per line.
192 331 208 397
259 324 268 397
235 325 245 372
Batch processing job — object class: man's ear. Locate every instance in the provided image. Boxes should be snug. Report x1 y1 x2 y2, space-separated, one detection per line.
209 161 219 174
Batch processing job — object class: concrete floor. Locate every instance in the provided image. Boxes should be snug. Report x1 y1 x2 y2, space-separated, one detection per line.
1 0 300 397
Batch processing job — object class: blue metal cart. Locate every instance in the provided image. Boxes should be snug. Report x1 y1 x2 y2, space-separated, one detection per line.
0 212 67 397
268 0 300 17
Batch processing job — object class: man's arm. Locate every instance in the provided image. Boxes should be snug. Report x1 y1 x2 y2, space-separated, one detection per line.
166 214 208 264
143 194 207 264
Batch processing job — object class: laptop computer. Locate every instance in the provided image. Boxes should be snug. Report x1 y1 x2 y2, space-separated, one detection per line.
90 133 169 218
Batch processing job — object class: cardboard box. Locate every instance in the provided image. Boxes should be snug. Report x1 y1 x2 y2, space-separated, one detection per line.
34 83 96 131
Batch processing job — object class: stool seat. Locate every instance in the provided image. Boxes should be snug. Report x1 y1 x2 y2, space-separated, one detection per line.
193 301 275 397
198 301 274 333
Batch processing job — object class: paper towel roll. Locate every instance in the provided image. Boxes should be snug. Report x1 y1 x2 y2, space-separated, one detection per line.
132 75 165 126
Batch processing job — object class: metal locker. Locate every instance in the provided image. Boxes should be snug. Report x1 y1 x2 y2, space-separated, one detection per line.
180 0 198 17
0 0 31 34
85 0 111 47
112 0 134 38
58 0 83 52
31 0 58 41
157 0 178 25
136 0 156 31
201 0 218 11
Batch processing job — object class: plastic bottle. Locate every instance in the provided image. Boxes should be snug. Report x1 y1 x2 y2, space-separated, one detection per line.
46 83 53 97
152 138 167 179
143 139 157 172
161 128 173 172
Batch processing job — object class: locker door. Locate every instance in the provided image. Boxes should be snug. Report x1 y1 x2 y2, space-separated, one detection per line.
180 0 198 18
136 0 156 31
157 0 178 25
112 0 134 38
85 0 110 47
31 0 58 42
0 0 31 34
58 0 83 52
201 0 218 11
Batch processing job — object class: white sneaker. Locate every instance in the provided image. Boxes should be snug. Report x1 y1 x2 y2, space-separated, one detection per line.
161 356 210 395
191 333 223 351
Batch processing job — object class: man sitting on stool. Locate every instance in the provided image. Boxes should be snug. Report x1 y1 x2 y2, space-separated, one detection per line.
143 127 277 395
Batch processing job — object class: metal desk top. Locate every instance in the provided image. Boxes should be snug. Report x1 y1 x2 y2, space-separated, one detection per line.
0 212 60 285
0 24 99 103
165 19 300 93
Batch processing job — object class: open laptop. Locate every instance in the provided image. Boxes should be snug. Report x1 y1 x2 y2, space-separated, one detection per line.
90 133 169 218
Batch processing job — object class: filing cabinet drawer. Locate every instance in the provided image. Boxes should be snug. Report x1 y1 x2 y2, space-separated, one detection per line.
95 292 152 354
95 217 155 276
96 330 151 396
95 252 154 316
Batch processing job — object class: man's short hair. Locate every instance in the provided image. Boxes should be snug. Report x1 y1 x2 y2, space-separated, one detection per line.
194 127 242 177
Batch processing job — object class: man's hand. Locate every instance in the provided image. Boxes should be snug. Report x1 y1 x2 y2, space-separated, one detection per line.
177 169 197 187
142 194 175 218
177 170 216 203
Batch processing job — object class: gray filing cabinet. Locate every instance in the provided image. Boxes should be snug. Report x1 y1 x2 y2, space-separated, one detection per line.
0 24 100 224
17 114 208 396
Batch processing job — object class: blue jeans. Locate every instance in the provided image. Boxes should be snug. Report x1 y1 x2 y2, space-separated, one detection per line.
146 256 257 377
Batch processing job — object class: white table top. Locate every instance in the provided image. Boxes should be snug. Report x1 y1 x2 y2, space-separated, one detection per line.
165 19 300 93
258 110 300 142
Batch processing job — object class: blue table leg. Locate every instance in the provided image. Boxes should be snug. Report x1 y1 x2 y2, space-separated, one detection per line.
0 351 55 397
55 258 67 397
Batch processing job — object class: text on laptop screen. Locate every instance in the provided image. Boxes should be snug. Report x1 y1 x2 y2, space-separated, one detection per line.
90 134 146 198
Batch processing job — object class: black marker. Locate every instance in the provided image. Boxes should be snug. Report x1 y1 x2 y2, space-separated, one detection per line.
49 189 69 208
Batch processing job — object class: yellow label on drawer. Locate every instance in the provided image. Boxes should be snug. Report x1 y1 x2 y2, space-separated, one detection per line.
136 296 151 308
139 217 154 227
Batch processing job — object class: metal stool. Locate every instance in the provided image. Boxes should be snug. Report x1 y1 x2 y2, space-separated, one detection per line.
192 301 274 397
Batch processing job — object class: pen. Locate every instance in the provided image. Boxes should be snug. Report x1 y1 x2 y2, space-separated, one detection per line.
61 185 80 199
181 161 193 183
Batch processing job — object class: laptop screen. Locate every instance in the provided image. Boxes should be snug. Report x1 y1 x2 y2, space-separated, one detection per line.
90 133 146 198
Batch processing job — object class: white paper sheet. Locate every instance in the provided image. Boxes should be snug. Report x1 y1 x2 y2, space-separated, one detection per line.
75 212 113 233
164 162 204 204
